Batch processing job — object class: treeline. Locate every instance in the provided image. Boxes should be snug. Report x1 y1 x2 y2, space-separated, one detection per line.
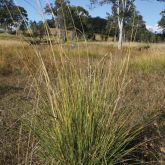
0 0 165 44
28 0 165 43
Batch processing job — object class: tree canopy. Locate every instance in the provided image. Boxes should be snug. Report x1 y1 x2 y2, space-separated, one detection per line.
158 0 165 34
0 0 28 32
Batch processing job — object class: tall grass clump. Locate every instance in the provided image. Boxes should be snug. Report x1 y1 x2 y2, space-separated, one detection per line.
23 3 158 162
24 48 157 164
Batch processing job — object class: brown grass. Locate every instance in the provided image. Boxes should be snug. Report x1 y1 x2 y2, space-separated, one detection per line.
0 40 164 164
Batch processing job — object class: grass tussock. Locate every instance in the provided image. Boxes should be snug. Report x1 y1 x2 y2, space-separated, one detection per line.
22 45 160 164
0 40 164 164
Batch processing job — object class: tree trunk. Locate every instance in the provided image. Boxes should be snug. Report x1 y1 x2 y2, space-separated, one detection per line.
116 0 128 50
71 30 76 48
60 29 67 42
118 18 124 50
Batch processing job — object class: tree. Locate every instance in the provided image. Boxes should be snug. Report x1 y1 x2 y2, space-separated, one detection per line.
65 6 92 39
45 2 93 40
90 17 107 36
0 0 28 32
47 18 56 28
124 11 147 42
106 3 157 43
30 21 45 40
37 21 45 40
30 21 38 37
106 14 118 41
159 18 165 30
157 0 165 2
45 0 70 42
158 13 165 33
157 0 165 41
91 0 135 49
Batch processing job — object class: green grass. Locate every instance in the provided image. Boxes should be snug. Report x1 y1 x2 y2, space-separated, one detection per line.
131 53 165 74
25 49 160 164
0 33 20 40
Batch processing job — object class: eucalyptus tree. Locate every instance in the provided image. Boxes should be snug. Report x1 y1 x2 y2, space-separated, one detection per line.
157 0 165 34
91 0 135 49
158 11 165 33
106 9 148 42
0 0 28 32
45 0 70 41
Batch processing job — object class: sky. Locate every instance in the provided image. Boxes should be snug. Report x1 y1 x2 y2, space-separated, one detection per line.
15 0 164 30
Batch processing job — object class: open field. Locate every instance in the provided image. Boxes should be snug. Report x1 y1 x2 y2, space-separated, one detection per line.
0 0 165 164
0 36 165 164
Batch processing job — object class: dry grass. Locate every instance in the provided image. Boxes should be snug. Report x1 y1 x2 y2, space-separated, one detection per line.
0 39 165 164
